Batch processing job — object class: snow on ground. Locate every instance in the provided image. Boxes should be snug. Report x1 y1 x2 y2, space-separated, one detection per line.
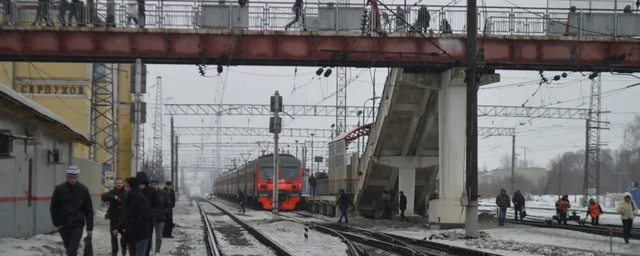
0 198 204 256
479 205 640 227
202 202 276 256
209 198 349 256
254 220 349 256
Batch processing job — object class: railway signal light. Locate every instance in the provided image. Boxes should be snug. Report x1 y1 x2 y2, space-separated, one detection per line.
270 93 283 113
269 117 282 134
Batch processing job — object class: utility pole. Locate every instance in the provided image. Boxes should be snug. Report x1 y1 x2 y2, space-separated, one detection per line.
170 116 175 183
559 162 562 195
465 0 479 238
152 76 164 181
270 91 283 220
522 147 531 168
310 133 315 175
132 59 143 176
175 135 179 198
511 135 516 194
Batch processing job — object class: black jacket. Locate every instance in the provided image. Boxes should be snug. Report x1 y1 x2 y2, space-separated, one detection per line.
50 182 94 231
496 194 511 208
399 194 407 210
119 189 149 242
337 193 353 210
101 187 126 221
141 185 162 221
164 187 176 209
238 191 245 202
308 176 316 186
512 192 525 208
155 188 171 221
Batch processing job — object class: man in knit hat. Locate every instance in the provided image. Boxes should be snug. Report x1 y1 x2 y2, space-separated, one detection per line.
50 165 94 256
135 172 161 256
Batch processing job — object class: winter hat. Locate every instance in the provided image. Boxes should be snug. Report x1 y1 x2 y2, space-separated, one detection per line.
127 177 141 189
165 181 173 185
66 165 80 177
135 171 150 184
150 178 159 185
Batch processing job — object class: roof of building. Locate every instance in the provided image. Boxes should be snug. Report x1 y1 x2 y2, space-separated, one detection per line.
0 83 92 146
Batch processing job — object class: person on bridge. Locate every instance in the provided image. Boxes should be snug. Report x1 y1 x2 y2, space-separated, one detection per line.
412 5 430 33
68 0 85 26
50 166 94 256
586 198 603 225
238 189 246 213
137 0 145 28
162 181 176 239
117 177 149 256
102 177 127 256
2 0 12 25
616 192 638 244
512 190 525 221
495 189 510 226
367 0 380 32
57 0 69 26
337 189 353 224
555 195 570 225
308 173 316 196
399 191 409 222
284 0 305 31
33 0 54 26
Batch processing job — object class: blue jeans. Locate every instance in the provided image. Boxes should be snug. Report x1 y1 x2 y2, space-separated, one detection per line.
498 207 507 226
338 207 348 223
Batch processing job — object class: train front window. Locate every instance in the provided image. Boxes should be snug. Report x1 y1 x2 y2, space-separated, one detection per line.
282 166 299 178
260 165 274 178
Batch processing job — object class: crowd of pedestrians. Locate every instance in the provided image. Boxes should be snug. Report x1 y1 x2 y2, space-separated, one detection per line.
49 165 176 256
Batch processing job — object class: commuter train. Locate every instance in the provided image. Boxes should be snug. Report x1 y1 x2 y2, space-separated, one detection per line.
213 153 303 210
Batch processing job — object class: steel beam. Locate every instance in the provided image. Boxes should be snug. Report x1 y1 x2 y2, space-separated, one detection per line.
167 104 588 120
2 27 640 71
178 141 328 149
175 126 334 138
478 127 515 137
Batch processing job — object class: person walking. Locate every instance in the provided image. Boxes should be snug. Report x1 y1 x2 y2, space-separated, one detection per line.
336 189 353 224
495 189 510 226
308 174 316 196
117 177 149 256
33 0 54 26
381 190 392 220
68 0 84 26
237 189 246 213
57 0 68 26
50 165 94 256
586 198 603 225
284 0 305 31
512 190 525 221
162 181 175 239
102 177 127 256
148 179 169 255
2 0 12 25
134 172 161 256
616 192 638 244
106 0 115 27
367 0 380 32
555 195 570 225
399 191 409 222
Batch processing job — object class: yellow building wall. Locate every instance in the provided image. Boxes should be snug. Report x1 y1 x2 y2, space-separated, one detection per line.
0 62 14 87
15 63 90 80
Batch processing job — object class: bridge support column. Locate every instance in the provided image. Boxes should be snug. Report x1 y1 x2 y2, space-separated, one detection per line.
428 69 467 228
398 167 416 216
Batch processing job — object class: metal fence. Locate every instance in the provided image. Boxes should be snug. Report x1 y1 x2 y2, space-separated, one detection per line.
1 1 636 36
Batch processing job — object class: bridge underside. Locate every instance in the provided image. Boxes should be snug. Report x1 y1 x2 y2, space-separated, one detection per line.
1 27 640 71
357 68 499 225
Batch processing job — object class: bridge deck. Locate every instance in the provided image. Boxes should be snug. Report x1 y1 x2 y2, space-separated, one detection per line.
1 26 638 71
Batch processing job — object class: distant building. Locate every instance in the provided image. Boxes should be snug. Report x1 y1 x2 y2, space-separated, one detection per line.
0 83 101 238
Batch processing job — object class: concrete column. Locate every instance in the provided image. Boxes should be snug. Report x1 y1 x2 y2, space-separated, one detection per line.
428 70 467 227
398 167 416 215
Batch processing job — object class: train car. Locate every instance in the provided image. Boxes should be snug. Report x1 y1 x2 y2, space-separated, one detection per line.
213 153 303 210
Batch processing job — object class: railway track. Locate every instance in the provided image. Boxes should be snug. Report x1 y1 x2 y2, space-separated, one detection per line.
479 208 640 239
200 198 296 256
194 198 223 256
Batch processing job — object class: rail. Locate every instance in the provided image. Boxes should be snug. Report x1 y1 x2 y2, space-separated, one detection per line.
311 224 366 256
201 198 295 256
2 0 640 36
194 198 223 256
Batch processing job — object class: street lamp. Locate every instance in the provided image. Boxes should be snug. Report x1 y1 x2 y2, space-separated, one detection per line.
361 97 380 153
310 133 315 175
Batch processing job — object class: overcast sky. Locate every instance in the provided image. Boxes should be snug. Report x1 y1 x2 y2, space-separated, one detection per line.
143 0 640 173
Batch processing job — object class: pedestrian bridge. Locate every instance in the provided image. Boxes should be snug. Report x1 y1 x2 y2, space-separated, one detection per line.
2 1 640 71
355 68 499 225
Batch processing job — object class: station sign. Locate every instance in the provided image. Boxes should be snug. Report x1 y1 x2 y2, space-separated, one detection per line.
18 84 87 95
